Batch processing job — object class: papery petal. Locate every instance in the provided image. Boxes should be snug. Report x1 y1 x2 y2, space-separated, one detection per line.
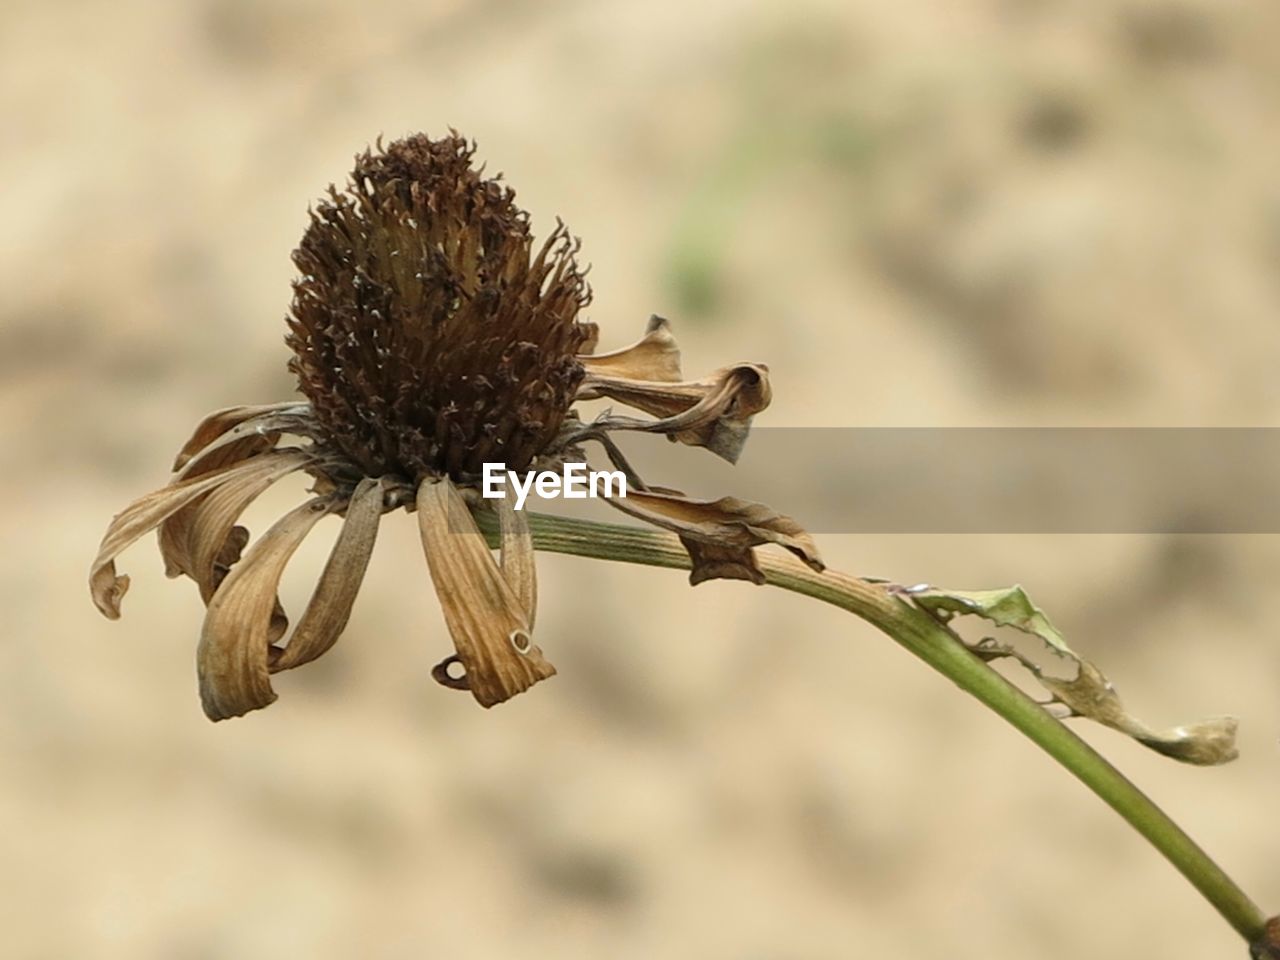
271 477 386 672
578 321 600 356
159 500 233 579
174 405 313 480
197 498 332 721
495 494 537 629
416 477 555 707
161 449 313 598
90 457 303 619
160 407 315 575
578 315 681 383
577 363 771 463
604 487 824 585
171 402 307 472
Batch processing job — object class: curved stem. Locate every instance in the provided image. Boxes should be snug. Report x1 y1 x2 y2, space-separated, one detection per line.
483 510 1268 946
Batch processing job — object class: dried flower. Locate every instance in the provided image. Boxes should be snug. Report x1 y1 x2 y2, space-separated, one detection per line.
89 132 823 721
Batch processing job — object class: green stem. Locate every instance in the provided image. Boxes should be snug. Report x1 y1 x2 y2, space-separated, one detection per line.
487 510 1268 947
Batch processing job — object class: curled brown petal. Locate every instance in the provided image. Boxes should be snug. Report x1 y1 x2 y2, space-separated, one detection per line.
160 407 305 577
495 494 537 629
272 476 387 672
577 363 771 463
90 456 308 619
160 449 313 597
578 315 682 383
174 406 313 481
159 500 227 579
161 408 314 572
416 477 555 708
171 402 307 471
604 487 824 585
197 498 332 721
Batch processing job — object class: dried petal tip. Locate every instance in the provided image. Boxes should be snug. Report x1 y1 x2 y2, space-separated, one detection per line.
287 133 594 485
416 477 555 707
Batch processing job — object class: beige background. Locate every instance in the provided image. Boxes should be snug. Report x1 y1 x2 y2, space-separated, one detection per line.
3 0 1279 957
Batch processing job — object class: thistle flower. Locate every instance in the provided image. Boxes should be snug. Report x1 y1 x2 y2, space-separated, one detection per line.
89 133 823 721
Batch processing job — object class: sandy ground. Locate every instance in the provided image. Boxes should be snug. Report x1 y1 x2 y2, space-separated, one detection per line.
3 0 1280 957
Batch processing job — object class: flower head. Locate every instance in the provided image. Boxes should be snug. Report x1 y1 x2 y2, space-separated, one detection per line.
90 132 822 721
288 135 590 482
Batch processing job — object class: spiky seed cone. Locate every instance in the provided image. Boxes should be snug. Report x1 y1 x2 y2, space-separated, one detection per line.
287 133 592 484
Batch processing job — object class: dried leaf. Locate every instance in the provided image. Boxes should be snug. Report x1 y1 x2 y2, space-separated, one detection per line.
416 477 555 707
578 363 771 463
197 498 332 721
910 585 1239 766
272 477 386 672
1040 660 1239 765
605 488 824 585
90 457 308 619
578 315 682 383
678 538 768 585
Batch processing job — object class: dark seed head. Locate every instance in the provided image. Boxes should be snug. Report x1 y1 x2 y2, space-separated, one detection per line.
286 133 592 484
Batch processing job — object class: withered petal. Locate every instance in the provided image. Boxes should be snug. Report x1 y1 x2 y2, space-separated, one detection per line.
577 321 600 356
272 476 386 672
173 406 312 481
495 494 537 629
171 402 307 472
158 502 209 579
90 456 307 620
578 363 771 463
161 449 313 599
196 498 332 721
162 406 315 574
416 477 555 708
604 487 824 585
160 407 301 578
578 315 682 383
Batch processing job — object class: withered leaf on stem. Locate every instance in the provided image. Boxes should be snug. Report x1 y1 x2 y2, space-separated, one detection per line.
606 487 824 585
1037 660 1238 766
910 585 1239 766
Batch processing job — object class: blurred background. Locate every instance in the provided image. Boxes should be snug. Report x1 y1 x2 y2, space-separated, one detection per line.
3 0 1280 957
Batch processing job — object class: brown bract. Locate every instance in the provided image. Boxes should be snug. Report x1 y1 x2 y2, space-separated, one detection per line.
89 132 823 721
